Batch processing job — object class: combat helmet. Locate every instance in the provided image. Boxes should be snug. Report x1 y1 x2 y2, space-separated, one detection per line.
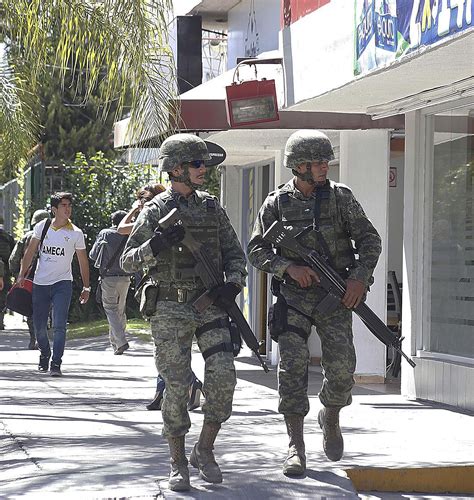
159 134 210 172
30 209 50 227
283 130 335 171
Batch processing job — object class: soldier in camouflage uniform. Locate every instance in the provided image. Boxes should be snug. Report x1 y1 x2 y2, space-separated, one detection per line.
0 215 16 330
9 210 50 347
248 130 381 474
120 133 247 492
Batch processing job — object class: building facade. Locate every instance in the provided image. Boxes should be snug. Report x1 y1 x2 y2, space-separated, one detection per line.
116 0 474 410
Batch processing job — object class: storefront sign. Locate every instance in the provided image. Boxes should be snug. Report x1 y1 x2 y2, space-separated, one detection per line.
354 0 474 76
281 0 331 28
225 79 279 127
204 141 227 167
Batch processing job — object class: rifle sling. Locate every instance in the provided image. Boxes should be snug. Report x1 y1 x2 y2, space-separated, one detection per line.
313 185 335 267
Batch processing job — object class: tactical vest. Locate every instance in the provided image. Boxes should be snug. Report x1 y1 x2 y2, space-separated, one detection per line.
149 190 222 289
276 180 355 275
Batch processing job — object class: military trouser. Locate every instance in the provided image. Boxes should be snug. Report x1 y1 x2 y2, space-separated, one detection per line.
278 305 355 416
150 300 236 438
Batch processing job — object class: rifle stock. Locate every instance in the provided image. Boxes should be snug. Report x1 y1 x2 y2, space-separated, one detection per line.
159 209 269 372
263 221 416 369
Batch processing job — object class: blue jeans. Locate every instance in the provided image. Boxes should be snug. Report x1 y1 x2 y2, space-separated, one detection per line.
33 280 73 366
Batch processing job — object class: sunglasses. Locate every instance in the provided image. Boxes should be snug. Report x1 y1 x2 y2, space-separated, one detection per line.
184 160 206 168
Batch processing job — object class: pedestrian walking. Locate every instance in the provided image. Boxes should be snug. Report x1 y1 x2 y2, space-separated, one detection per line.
17 192 90 377
121 133 247 492
247 130 382 474
0 215 15 330
9 209 50 348
89 210 132 355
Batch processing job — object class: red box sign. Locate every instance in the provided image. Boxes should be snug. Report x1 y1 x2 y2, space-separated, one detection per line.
225 79 279 127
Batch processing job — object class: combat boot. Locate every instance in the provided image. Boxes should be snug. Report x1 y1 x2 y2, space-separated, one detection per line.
318 406 344 461
282 415 306 475
167 436 190 491
190 422 222 483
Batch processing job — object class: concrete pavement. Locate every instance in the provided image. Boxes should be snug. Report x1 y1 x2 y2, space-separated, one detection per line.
0 313 473 499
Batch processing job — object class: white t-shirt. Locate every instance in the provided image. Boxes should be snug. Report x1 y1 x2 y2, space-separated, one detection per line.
32 219 86 285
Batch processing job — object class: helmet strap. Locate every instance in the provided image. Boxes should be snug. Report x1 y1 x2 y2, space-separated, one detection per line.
292 162 315 185
169 165 201 190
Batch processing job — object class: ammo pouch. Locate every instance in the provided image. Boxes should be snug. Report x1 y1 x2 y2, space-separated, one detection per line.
135 280 159 318
268 295 288 342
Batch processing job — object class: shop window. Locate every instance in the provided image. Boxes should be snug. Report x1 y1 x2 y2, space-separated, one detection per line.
428 105 474 358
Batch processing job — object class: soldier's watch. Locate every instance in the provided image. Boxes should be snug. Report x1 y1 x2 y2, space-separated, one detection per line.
82 286 91 292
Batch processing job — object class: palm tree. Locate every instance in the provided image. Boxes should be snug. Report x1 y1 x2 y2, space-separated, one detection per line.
0 0 178 175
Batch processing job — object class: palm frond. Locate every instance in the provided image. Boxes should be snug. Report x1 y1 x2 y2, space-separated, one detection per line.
0 0 178 171
0 46 39 167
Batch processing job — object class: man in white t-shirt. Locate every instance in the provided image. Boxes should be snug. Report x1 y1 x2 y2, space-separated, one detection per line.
18 192 90 376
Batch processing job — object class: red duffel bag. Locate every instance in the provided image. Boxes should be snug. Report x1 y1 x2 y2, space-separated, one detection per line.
6 279 34 317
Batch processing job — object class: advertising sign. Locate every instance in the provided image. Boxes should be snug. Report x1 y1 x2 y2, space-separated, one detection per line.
282 0 331 28
354 0 474 76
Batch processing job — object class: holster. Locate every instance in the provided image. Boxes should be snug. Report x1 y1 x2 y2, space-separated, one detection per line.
268 294 288 342
229 321 242 356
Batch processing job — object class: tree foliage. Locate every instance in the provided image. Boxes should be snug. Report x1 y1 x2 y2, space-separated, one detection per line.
64 151 153 245
39 73 119 163
63 151 154 321
204 165 221 198
0 0 177 179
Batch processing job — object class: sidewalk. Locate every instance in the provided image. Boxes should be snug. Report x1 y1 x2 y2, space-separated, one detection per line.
0 315 473 499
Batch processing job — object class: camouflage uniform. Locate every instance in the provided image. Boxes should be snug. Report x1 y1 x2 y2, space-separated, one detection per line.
121 134 246 490
248 130 381 469
0 224 15 329
249 178 381 410
122 187 246 434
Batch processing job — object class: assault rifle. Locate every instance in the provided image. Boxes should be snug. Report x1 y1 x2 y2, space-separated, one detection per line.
263 221 416 369
159 209 269 372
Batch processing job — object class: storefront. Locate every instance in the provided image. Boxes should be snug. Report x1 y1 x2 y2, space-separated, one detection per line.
115 0 473 409
402 97 474 409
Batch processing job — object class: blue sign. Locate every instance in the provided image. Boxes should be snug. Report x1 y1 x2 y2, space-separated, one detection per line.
375 12 398 52
356 2 375 59
355 0 474 76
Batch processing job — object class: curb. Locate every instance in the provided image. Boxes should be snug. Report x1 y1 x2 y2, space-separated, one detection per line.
346 465 474 494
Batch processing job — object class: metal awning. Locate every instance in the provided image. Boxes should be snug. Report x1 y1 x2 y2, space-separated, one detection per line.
173 50 404 132
174 98 404 132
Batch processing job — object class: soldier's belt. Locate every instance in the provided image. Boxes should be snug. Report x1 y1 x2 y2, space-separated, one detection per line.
157 287 205 304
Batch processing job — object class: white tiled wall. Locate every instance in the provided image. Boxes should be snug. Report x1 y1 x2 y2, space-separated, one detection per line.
412 358 474 411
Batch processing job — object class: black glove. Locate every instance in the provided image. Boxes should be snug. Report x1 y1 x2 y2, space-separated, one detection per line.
149 225 185 256
211 282 242 309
